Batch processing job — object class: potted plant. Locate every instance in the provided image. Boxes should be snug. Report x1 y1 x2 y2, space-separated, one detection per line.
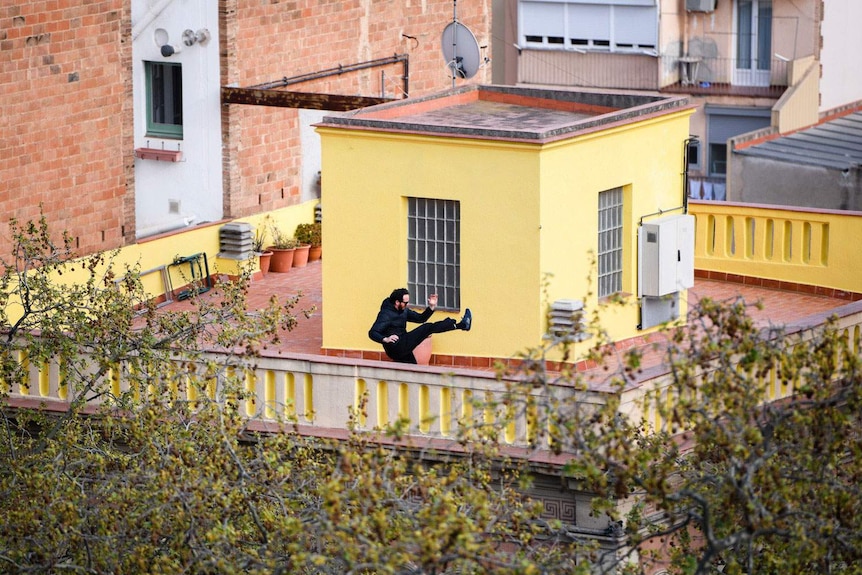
253 227 273 276
267 222 298 273
296 222 322 262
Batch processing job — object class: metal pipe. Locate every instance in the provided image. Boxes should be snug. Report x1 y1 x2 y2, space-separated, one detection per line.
683 136 699 213
249 54 409 91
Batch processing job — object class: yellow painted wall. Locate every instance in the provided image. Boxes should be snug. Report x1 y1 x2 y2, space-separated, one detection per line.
2 202 317 324
690 201 862 294
123 203 316 299
538 109 695 352
319 129 542 359
319 106 694 362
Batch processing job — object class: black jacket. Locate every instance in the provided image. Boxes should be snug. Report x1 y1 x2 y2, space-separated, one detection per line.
368 298 434 343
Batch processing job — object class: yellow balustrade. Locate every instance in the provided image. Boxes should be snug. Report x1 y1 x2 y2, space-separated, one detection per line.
354 378 367 427
376 380 388 429
302 373 314 422
439 387 452 437
690 201 862 294
6 200 861 452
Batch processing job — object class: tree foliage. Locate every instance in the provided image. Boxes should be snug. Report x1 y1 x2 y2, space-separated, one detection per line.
2 215 861 574
0 216 586 574
505 294 862 574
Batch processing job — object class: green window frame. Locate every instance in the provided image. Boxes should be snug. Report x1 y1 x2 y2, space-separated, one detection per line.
145 61 183 139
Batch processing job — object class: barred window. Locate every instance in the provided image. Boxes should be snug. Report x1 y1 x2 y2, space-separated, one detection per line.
407 198 460 310
597 187 623 297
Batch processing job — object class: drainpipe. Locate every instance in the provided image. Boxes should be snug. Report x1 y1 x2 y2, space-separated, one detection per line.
682 0 689 57
683 136 698 213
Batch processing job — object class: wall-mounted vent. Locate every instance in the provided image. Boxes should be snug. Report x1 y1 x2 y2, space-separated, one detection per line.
547 299 587 342
686 0 716 12
218 222 254 261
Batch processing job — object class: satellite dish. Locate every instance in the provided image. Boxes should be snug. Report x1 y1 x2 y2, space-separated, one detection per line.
441 21 481 80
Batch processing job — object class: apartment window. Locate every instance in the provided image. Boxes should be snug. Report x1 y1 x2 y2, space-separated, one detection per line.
146 61 183 139
597 187 623 298
706 106 770 178
407 198 461 310
734 0 772 86
520 0 657 53
687 139 701 170
708 143 727 176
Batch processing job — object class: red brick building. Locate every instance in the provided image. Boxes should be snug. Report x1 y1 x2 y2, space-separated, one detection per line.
1 0 492 255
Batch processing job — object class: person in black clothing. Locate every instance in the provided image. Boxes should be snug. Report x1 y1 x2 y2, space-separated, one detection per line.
368 288 472 364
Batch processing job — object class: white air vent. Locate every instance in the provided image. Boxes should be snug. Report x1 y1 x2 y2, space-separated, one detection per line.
547 299 587 342
218 222 254 261
686 0 716 12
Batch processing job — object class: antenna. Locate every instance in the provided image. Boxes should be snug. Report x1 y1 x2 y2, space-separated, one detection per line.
440 0 481 87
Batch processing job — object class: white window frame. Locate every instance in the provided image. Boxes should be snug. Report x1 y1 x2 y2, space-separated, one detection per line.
597 187 624 298
519 0 658 54
733 0 773 87
407 198 461 311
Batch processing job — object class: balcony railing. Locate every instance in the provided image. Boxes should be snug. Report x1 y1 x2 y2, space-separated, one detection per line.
661 55 789 96
689 200 862 296
4 204 862 453
5 300 862 450
517 49 789 96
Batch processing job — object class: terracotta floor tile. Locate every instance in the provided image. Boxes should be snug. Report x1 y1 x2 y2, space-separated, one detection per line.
161 261 853 376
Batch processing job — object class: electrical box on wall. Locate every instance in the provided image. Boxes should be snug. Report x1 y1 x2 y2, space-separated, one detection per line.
686 0 717 12
639 214 695 297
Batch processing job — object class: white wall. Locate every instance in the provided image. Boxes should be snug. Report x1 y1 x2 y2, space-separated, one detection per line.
819 0 862 112
131 0 223 238
299 110 328 203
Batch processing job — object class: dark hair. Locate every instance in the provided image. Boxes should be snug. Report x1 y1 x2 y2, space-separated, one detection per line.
389 288 409 304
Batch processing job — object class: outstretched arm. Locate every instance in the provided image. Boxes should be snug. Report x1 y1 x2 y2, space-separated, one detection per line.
406 294 438 324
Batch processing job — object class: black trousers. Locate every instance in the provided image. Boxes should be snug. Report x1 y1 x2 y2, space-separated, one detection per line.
383 318 458 364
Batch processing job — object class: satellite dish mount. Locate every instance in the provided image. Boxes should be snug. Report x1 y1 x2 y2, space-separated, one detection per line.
440 0 481 87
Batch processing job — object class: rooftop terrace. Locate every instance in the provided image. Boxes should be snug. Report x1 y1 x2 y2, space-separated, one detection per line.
172 258 856 382
8 202 862 452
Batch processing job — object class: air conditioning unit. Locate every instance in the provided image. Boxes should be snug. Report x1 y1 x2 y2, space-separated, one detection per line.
686 0 716 12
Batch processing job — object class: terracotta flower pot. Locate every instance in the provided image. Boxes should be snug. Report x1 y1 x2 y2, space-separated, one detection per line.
414 336 433 365
293 244 311 267
308 245 322 262
268 247 295 273
257 251 273 275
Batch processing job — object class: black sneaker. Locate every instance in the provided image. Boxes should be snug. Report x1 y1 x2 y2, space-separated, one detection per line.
457 308 472 331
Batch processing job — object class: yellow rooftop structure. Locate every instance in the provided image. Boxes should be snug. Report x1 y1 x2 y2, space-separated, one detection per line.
316 85 696 365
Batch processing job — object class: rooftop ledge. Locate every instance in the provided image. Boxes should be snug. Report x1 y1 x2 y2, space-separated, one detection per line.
316 84 693 143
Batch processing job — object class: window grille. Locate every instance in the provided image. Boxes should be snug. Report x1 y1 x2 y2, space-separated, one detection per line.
597 187 623 297
407 198 460 310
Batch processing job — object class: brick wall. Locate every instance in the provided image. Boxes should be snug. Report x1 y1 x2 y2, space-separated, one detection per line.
0 1 133 256
224 0 492 219
1 0 492 256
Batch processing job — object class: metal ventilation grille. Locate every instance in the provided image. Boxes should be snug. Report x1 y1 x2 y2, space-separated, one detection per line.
218 222 254 260
547 299 587 342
